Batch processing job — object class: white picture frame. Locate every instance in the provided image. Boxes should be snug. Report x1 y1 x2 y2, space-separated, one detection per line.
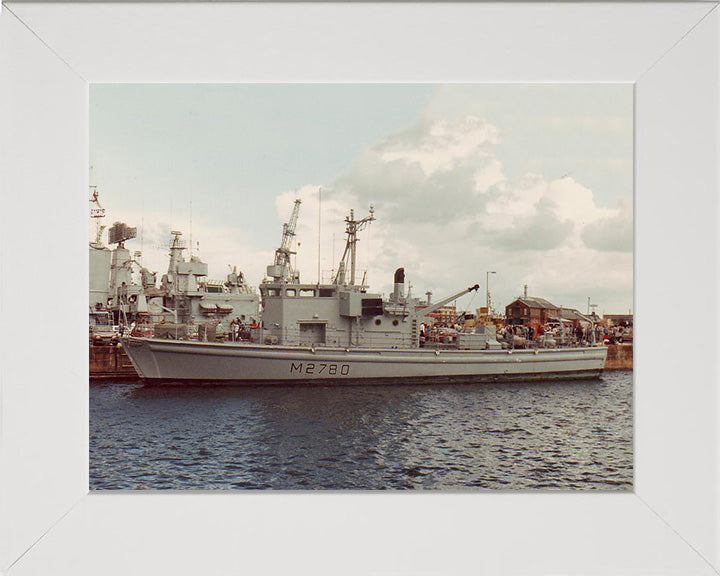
1 2 718 574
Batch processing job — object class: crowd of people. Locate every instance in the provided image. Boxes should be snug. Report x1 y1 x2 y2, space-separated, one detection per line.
227 317 260 342
418 318 633 349
500 321 633 348
117 315 262 342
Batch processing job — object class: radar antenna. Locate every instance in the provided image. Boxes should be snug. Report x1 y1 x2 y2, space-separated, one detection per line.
267 199 302 283
167 230 186 274
107 221 137 249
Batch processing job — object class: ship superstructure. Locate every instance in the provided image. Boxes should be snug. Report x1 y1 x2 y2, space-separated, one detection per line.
88 188 259 335
154 230 259 327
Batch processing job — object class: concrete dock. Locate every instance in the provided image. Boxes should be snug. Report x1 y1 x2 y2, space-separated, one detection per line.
89 345 138 380
604 343 633 371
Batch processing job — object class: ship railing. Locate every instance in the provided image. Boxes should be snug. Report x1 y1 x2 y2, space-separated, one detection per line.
239 325 419 348
199 279 257 294
136 322 606 349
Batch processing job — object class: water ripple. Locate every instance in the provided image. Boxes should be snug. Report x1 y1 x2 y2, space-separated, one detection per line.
90 371 633 490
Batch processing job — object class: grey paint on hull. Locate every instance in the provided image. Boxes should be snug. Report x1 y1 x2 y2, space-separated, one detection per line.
122 337 608 385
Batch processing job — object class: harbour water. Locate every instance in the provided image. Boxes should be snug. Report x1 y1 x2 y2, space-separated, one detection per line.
90 370 632 490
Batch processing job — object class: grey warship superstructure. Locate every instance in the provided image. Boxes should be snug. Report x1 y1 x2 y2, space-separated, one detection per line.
88 188 259 338
148 230 259 331
122 203 607 384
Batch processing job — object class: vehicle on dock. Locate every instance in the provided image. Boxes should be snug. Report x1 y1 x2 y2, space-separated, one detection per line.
121 202 608 385
89 309 118 346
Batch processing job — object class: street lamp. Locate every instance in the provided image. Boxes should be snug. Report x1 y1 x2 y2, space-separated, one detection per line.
486 270 496 315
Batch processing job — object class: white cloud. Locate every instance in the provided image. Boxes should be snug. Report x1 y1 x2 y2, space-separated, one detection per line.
581 200 634 252
545 176 613 225
379 116 499 175
473 157 505 194
276 114 633 313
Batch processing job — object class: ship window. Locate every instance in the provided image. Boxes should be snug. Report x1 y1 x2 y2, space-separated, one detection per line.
299 289 315 297
362 298 383 317
375 318 382 326
285 289 296 297
267 289 279 297
392 319 399 326
319 288 335 297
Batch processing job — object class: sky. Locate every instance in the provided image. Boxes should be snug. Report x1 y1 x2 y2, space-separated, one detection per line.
90 84 633 316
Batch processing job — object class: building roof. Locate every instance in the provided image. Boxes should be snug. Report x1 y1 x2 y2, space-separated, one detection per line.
604 313 633 321
507 297 559 310
557 308 592 323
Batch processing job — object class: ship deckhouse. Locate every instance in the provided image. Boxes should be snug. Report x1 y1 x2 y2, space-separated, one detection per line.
259 203 416 348
259 203 479 350
259 280 412 348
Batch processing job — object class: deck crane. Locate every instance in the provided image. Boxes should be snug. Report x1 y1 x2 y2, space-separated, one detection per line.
416 284 480 319
267 199 302 283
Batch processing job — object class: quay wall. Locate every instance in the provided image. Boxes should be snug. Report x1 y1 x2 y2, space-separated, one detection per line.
90 345 138 380
605 344 633 371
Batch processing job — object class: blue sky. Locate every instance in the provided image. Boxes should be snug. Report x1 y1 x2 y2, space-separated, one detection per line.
91 84 633 315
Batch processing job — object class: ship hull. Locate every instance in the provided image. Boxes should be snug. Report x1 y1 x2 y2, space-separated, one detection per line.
121 337 608 385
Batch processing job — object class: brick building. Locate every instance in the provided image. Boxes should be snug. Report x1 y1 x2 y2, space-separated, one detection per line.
505 297 559 326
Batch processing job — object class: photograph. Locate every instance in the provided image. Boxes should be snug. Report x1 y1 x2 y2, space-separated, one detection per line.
89 83 633 490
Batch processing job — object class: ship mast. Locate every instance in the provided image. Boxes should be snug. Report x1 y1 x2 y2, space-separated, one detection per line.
89 186 106 248
334 205 375 286
268 199 302 283
167 230 186 277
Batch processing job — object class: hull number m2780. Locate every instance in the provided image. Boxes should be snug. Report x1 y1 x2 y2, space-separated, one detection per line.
290 362 350 376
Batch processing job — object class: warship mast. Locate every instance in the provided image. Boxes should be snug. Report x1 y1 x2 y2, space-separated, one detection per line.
89 186 106 248
334 205 375 286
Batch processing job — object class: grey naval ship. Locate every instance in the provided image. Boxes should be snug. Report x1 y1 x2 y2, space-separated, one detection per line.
122 201 608 385
89 187 259 341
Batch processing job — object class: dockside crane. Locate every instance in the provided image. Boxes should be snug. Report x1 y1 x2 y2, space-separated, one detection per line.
267 199 302 283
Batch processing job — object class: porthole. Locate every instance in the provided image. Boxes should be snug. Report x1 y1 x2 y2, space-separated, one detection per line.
392 319 399 326
375 318 382 326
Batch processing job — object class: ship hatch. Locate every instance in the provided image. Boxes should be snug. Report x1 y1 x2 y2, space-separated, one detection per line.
299 323 326 346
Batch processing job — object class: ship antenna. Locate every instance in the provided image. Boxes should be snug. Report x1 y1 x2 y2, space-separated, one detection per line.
140 196 145 262
317 187 322 285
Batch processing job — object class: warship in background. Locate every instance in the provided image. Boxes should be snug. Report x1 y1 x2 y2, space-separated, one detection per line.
88 188 259 344
122 202 608 385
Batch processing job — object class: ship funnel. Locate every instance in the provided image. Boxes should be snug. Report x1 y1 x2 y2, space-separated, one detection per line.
393 267 405 301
